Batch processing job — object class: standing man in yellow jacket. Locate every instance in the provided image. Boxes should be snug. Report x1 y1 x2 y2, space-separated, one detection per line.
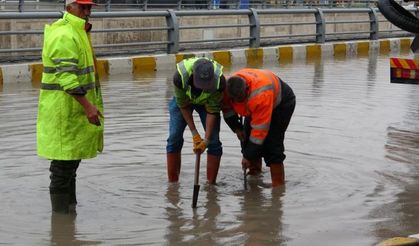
37 0 103 213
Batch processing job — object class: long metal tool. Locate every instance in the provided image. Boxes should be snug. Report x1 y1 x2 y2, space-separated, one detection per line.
239 116 247 191
192 153 201 208
243 168 248 190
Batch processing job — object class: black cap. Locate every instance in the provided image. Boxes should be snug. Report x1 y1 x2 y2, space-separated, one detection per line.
192 58 216 91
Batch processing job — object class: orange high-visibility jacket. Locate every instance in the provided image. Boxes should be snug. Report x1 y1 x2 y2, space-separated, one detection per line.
223 68 282 145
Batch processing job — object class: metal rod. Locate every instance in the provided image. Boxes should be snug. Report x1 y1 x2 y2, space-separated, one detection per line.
192 153 201 208
243 168 247 190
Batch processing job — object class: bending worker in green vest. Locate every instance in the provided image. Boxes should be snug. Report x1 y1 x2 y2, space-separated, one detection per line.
166 57 225 184
37 0 104 213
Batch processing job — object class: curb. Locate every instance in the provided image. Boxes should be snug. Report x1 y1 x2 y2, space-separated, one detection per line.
0 37 413 86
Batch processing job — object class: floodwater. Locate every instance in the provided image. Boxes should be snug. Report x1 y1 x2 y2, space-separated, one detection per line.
1 50 419 246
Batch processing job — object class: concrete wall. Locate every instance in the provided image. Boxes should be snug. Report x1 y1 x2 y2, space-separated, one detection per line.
1 13 396 52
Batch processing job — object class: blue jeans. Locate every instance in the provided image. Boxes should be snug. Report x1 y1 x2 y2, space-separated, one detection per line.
166 97 222 156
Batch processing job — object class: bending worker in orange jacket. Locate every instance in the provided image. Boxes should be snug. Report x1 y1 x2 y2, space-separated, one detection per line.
223 68 296 187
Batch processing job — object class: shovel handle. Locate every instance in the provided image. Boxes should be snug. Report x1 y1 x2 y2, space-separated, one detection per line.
192 153 201 208
194 153 201 186
243 168 247 190
192 184 200 208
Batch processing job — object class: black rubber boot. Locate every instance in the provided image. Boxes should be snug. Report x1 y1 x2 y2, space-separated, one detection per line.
69 170 77 206
50 194 70 214
49 160 80 213
69 162 80 212
69 177 77 212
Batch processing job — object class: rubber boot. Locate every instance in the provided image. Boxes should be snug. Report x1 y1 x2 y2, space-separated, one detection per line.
167 152 181 182
270 163 285 187
69 176 77 211
207 154 221 185
50 194 70 214
248 158 262 176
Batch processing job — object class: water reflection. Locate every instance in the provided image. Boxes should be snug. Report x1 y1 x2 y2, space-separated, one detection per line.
50 213 101 245
192 186 222 245
164 178 285 246
367 54 377 82
164 184 186 244
164 184 222 245
312 59 324 94
237 178 285 246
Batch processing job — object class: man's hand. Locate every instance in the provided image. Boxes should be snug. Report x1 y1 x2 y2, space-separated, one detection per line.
192 133 203 149
72 95 102 126
193 138 208 154
241 157 251 170
84 104 102 126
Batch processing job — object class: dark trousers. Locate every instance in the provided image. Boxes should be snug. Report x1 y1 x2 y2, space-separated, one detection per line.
243 82 296 165
166 97 223 156
49 160 80 196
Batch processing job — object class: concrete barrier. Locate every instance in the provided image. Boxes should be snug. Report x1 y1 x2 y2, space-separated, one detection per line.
0 37 413 85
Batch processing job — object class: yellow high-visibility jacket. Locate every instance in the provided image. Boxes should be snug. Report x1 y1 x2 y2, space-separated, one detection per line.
174 57 223 113
37 12 104 160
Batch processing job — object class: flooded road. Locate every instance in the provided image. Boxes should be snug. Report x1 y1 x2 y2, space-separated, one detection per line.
1 51 419 245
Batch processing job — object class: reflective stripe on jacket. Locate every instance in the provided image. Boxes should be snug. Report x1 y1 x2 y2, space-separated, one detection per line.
224 68 281 145
175 57 223 105
36 12 104 160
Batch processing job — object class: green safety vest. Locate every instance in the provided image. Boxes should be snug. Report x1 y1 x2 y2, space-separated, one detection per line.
176 57 223 105
36 12 104 160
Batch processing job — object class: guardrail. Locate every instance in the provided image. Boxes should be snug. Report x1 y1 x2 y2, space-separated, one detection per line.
0 8 417 63
0 0 393 12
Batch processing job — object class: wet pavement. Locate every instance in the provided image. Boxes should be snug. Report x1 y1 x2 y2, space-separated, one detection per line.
1 50 419 245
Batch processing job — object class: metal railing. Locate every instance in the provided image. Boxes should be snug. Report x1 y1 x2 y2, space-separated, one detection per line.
0 0 397 12
0 7 417 63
